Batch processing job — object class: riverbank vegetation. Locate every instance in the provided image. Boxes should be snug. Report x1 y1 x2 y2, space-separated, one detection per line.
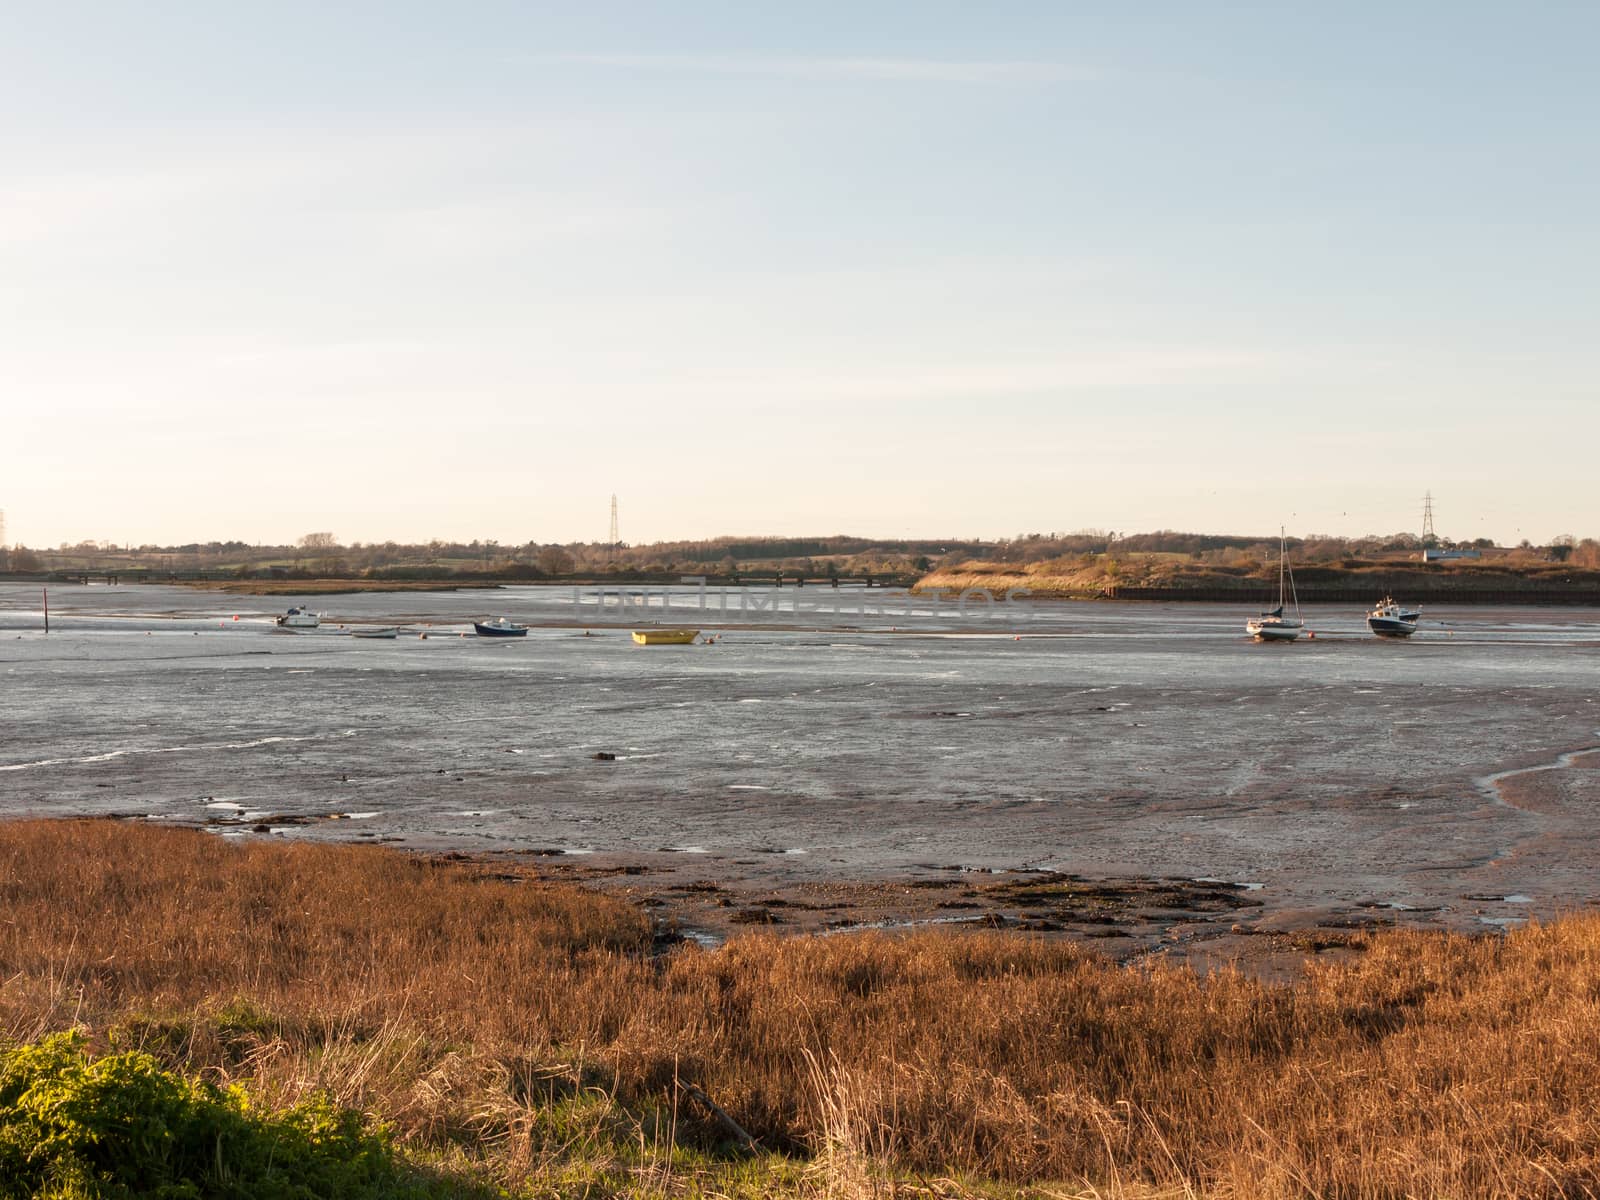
0 534 964 585
918 554 1600 600
2 820 1598 1196
6 529 1596 591
919 535 1600 599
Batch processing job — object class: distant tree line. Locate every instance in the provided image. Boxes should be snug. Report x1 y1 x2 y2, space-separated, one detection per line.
0 533 973 580
973 529 1599 568
5 530 1597 576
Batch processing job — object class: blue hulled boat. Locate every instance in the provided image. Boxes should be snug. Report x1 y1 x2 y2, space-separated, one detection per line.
473 617 529 638
1367 597 1420 639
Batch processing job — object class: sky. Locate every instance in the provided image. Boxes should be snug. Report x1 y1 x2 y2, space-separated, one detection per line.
1 2 1596 548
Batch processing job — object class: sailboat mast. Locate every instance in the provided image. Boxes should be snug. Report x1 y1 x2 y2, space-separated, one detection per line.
1278 527 1286 606
1282 528 1302 622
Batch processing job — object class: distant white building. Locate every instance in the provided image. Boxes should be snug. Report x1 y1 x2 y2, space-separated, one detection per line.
1421 548 1481 562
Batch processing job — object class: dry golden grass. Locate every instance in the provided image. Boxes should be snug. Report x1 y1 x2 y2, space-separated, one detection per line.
2 819 1598 1197
913 555 1205 597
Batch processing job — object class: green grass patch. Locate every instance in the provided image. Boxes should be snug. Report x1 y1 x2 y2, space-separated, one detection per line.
0 1033 478 1199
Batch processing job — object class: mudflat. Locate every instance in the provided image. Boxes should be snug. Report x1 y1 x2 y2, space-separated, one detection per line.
2 582 1597 964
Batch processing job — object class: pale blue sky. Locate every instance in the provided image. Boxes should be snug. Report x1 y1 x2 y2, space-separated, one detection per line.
2 3 1595 547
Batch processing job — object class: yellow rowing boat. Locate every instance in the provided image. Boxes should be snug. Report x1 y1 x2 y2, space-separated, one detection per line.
631 629 700 645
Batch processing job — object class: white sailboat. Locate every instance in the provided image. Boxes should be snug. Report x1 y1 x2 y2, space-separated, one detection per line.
1246 530 1304 642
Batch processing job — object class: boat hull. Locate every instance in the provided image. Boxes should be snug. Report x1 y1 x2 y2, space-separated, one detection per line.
1366 597 1420 639
1246 620 1303 642
1367 617 1417 638
632 629 700 645
473 623 528 638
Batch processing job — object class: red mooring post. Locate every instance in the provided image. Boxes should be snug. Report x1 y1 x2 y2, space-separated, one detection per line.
42 587 48 634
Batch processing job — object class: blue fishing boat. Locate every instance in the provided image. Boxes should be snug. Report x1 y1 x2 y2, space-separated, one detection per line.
1367 597 1420 638
473 617 528 638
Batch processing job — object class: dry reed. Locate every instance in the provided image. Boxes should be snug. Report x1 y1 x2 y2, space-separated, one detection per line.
1 819 1596 1197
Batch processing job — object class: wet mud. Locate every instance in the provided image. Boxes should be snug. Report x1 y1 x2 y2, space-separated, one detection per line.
3 583 1598 970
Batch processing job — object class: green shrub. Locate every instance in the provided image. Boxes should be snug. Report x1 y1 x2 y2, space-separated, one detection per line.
0 1033 463 1199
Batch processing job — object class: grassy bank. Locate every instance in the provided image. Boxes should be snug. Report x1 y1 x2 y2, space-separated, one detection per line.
2 821 1598 1196
919 554 1600 603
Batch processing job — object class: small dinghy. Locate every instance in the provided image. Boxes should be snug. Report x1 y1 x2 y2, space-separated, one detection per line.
631 629 700 645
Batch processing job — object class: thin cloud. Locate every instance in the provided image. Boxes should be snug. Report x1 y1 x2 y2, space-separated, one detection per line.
610 349 1294 410
537 53 1095 84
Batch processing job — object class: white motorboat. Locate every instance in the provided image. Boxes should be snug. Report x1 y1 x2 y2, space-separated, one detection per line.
275 606 320 629
1246 530 1304 642
1367 597 1420 638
